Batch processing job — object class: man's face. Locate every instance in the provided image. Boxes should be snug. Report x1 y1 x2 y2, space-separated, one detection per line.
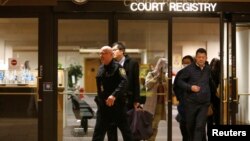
100 49 113 65
195 53 207 67
182 58 192 68
112 45 124 61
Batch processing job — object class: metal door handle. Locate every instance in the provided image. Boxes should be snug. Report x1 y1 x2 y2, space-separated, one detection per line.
36 76 42 102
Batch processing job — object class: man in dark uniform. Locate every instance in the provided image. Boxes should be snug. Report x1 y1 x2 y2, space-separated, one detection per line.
92 46 133 141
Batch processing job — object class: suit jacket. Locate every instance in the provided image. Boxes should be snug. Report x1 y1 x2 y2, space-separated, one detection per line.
123 55 140 109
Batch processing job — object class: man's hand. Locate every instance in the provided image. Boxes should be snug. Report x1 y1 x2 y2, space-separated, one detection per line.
105 95 116 107
134 102 141 110
191 85 200 93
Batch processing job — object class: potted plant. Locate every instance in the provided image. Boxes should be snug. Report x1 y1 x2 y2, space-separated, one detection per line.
68 64 83 88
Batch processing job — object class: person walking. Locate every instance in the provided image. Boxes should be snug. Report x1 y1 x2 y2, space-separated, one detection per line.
207 58 221 137
108 42 140 141
174 55 194 141
92 46 133 141
143 58 168 141
112 42 140 110
175 48 215 141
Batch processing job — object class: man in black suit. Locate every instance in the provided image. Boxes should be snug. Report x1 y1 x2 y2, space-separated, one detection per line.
112 42 140 110
107 42 140 141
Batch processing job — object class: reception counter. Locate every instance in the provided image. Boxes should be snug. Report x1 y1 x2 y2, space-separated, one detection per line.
0 84 37 118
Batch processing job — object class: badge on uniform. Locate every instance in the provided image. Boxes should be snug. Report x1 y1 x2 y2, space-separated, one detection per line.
119 68 126 77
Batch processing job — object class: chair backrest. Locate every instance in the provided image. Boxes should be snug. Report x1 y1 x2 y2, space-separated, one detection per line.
70 94 80 110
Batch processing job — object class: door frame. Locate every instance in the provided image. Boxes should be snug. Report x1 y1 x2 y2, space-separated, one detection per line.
113 13 172 141
0 6 57 141
221 13 250 125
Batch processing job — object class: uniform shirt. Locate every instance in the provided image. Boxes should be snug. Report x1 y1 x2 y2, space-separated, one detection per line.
96 59 128 107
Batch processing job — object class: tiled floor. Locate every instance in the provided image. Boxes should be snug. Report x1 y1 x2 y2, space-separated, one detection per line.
0 118 37 141
63 95 182 141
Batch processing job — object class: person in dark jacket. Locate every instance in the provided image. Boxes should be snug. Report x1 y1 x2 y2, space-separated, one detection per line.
176 48 215 141
107 42 140 141
112 42 140 110
174 55 194 141
92 46 133 141
207 58 221 137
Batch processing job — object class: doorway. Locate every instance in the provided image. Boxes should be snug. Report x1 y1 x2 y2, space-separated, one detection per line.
84 58 100 93
172 17 220 140
0 18 39 141
222 15 250 125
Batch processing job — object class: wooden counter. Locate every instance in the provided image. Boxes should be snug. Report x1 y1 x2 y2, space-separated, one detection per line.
58 87 65 141
0 84 37 95
0 84 37 118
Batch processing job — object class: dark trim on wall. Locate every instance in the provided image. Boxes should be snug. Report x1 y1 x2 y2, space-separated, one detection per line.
232 13 250 22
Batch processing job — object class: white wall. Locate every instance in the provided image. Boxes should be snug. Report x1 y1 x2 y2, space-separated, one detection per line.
236 29 250 124
0 40 4 63
13 51 38 70
181 41 220 63
207 41 220 61
182 42 206 57
0 44 13 70
58 52 83 68
236 30 249 94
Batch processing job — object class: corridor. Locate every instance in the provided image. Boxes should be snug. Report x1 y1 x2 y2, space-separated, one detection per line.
63 95 182 141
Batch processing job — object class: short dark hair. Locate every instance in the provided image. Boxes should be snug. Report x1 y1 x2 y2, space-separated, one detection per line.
182 55 194 63
112 42 126 54
196 48 207 56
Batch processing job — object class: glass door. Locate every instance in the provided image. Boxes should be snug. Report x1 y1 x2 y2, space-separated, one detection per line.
235 22 250 125
118 19 169 141
0 18 38 141
221 18 232 124
223 14 250 125
172 17 220 140
57 19 108 141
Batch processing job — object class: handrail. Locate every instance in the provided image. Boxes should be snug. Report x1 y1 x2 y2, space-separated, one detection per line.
58 92 97 95
0 92 36 95
238 93 250 95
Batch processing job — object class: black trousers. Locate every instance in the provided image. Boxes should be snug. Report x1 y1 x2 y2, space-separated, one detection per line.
179 120 188 141
92 108 133 141
107 99 137 141
177 99 188 141
207 98 220 138
185 101 209 141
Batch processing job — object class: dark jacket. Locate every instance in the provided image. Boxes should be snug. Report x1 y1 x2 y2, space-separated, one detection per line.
174 68 185 101
176 62 213 104
95 59 128 117
123 55 140 109
173 68 186 118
